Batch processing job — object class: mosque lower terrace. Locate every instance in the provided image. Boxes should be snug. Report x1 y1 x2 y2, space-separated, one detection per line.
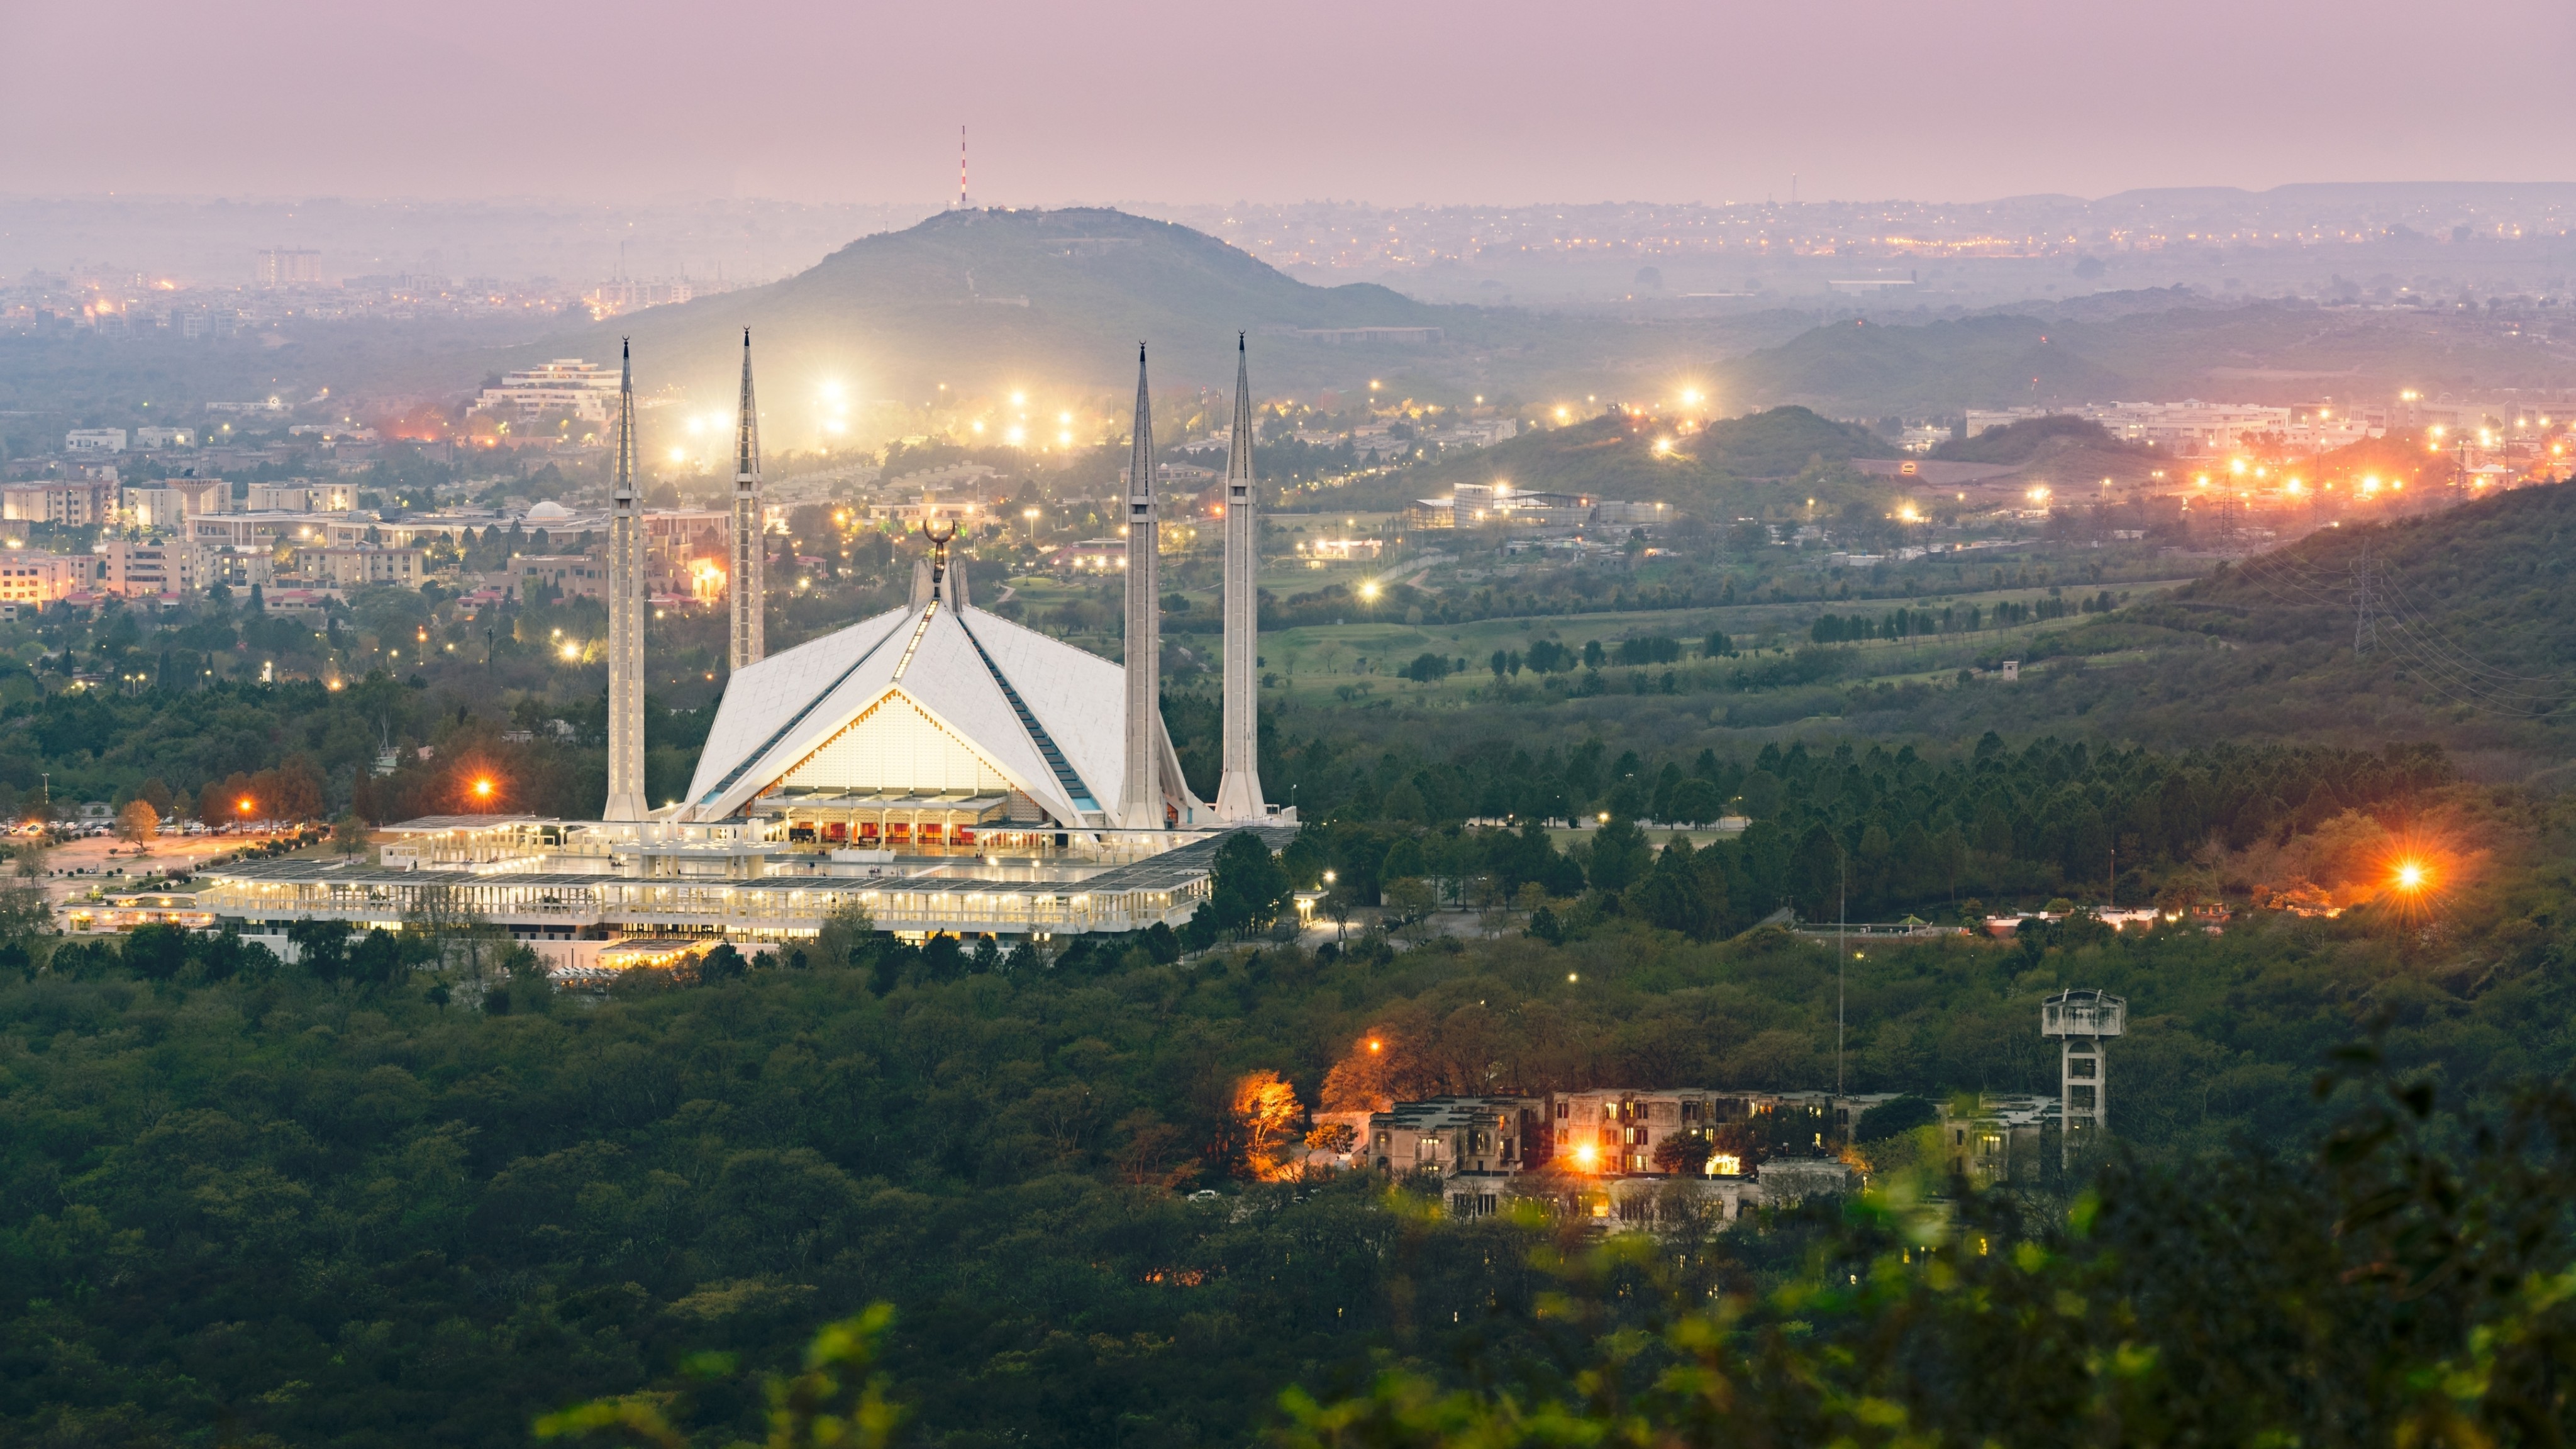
193 335 1294 950
195 816 1297 941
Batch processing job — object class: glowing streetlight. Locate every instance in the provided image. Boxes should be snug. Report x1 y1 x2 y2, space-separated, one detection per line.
2394 860 2428 892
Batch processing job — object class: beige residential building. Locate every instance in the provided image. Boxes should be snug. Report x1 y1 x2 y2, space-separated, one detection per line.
94 538 199 597
0 549 94 606
644 508 730 595
514 552 609 601
247 482 357 513
294 545 425 588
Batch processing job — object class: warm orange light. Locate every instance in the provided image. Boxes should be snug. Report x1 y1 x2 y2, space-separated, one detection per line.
1367 1039 1382 1053
2394 860 2428 892
236 797 253 814
473 778 494 799
1574 1143 1599 1170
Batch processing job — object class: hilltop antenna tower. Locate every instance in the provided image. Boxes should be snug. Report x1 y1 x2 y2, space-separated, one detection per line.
2041 989 2125 1169
958 125 969 209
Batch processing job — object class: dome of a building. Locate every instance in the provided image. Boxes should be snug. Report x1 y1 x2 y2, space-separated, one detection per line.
682 560 1200 834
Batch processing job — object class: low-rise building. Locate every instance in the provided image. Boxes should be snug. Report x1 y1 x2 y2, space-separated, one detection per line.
262 587 343 619
248 482 357 513
1410 482 1599 530
645 508 729 594
1048 538 1128 572
131 426 195 449
1367 1087 1894 1229
65 428 128 453
190 511 342 551
516 552 609 601
203 545 274 589
295 545 425 588
1938 1094 2056 1185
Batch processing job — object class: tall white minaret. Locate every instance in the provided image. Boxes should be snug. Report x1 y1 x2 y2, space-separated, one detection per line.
1214 333 1267 822
1117 344 1162 830
729 328 764 672
602 338 648 821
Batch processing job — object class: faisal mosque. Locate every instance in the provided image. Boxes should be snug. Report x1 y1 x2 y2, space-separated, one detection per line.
196 332 1293 948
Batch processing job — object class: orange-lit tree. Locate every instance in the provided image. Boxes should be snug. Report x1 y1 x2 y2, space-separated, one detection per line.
1232 1070 1306 1180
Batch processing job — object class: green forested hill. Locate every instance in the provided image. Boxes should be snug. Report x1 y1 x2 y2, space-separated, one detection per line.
1919 484 2576 772
5 817 2570 1448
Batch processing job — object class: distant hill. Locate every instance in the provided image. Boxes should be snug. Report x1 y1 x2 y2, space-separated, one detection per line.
1722 314 2126 414
523 208 1472 408
1929 414 2166 486
1933 415 2127 465
1720 301 2576 415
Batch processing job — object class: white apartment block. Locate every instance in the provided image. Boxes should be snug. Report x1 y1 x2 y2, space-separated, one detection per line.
467 358 624 425
119 487 193 530
65 429 128 453
131 426 195 448
2 480 118 526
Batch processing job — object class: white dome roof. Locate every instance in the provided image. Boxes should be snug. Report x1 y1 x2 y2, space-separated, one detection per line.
525 500 574 523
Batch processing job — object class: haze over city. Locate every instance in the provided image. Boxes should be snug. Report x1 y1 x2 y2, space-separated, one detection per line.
9 0 2575 204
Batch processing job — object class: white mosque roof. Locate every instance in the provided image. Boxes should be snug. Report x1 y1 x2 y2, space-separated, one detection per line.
684 584 1184 826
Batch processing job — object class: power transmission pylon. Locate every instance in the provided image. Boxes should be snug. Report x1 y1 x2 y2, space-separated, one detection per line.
2353 543 2376 655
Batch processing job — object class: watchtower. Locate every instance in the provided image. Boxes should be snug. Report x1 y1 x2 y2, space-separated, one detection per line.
2041 988 2125 1167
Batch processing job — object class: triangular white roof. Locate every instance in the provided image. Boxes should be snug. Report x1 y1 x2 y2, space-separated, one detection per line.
685 597 1192 826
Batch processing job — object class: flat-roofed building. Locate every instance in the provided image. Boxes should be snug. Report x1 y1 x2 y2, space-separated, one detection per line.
515 552 608 601
3 480 117 526
0 549 94 608
468 358 624 425
294 545 425 588
94 538 198 597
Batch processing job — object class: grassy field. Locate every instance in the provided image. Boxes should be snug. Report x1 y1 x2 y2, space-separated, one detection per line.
1245 577 2204 704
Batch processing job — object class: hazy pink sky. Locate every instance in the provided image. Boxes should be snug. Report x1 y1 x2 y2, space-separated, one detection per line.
13 0 2573 204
